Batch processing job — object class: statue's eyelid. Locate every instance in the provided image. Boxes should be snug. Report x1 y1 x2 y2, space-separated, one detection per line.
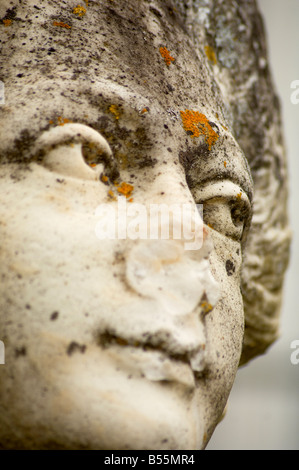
192 180 251 209
31 124 119 181
192 180 252 242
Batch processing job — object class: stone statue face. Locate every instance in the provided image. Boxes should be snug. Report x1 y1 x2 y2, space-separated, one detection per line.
0 0 280 450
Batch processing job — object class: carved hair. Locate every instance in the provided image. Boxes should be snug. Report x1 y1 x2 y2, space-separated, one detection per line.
180 0 291 364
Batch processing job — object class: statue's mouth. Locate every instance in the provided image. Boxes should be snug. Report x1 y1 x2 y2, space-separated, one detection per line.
99 330 192 363
97 330 208 386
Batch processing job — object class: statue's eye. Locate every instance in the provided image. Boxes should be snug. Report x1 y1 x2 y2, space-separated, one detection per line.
34 124 118 181
193 181 252 242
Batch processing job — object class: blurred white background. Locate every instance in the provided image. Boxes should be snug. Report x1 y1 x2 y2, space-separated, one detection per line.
207 0 299 450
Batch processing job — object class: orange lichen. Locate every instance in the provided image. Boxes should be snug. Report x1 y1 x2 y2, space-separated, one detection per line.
141 107 149 114
73 5 87 17
180 110 219 150
159 47 175 66
204 45 217 65
116 182 134 198
3 19 12 26
101 174 109 183
49 117 71 126
236 192 242 201
109 104 121 120
223 161 227 168
58 116 72 126
53 21 71 29
107 181 134 201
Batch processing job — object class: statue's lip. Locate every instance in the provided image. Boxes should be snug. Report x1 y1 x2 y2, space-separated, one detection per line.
98 331 191 362
97 330 207 380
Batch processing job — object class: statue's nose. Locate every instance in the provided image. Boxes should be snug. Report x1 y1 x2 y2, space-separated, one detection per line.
126 238 220 317
125 238 220 372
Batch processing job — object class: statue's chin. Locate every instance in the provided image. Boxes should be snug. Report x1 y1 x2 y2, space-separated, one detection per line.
0 342 208 450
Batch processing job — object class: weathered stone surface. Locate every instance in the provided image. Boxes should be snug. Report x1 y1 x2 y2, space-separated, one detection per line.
0 0 290 449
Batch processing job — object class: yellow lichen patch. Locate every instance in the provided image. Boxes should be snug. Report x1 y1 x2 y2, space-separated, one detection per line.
108 189 116 200
3 19 12 26
180 110 219 150
109 104 121 120
116 182 134 199
53 21 71 29
159 47 175 66
236 192 242 201
223 161 227 168
204 45 217 65
116 153 128 170
200 301 213 315
73 5 87 17
115 337 129 346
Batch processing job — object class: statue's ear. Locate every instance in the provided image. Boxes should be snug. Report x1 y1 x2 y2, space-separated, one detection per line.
240 176 291 365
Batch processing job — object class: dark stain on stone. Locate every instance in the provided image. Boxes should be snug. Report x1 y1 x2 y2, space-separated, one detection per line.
66 341 86 356
50 311 59 321
15 346 27 357
225 259 235 276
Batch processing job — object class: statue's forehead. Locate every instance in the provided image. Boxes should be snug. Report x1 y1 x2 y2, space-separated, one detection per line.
0 0 228 117
0 0 253 198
